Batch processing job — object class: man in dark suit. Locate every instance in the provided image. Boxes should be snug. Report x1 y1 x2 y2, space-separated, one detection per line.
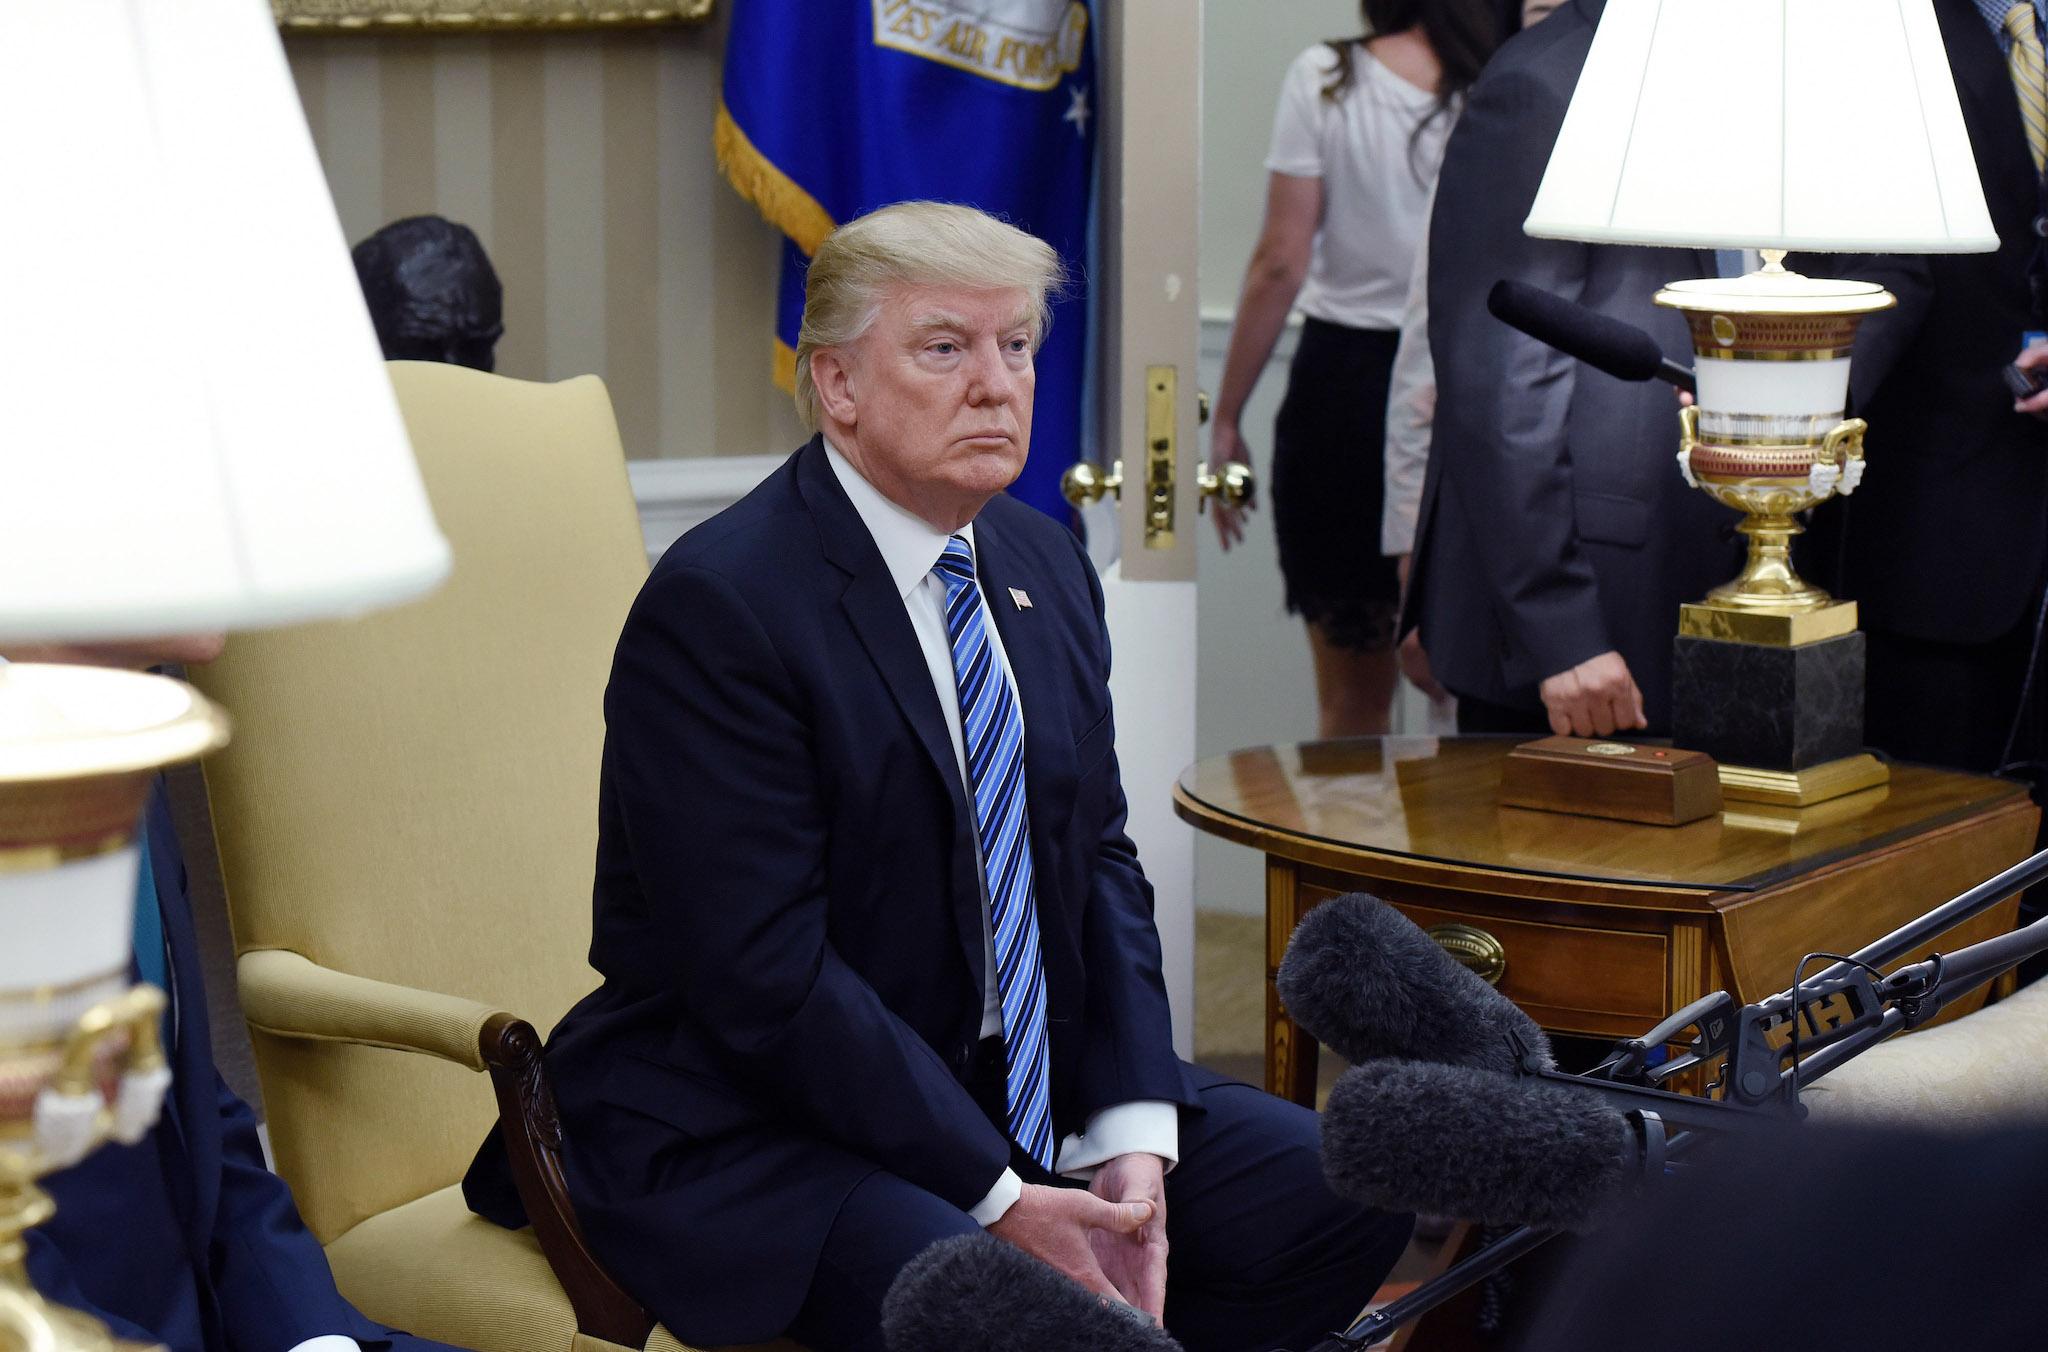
463 202 1410 1352
1808 0 2048 778
1405 0 1743 738
9 651 464 1352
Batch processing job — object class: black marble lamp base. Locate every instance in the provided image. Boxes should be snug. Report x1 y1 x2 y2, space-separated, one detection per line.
1671 631 1866 771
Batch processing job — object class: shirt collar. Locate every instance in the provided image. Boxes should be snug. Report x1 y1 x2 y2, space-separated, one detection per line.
823 436 975 601
1979 0 2047 45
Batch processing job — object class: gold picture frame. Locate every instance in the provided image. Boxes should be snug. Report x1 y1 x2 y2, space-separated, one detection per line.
274 0 712 33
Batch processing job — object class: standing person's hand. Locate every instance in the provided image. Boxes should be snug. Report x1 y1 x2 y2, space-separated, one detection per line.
1088 1153 1169 1323
988 1183 1155 1311
1398 630 1448 702
1393 554 1448 701
2014 341 2048 421
1538 651 1646 737
1208 422 1254 552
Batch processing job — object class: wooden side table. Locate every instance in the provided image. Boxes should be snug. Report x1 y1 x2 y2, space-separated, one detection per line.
1174 736 2038 1106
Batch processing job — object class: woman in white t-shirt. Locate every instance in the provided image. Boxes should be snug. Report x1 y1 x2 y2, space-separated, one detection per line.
1210 0 1498 738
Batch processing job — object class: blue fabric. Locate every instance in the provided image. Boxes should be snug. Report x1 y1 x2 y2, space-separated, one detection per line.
932 535 1054 1170
27 780 467 1352
722 0 1096 523
132 834 166 992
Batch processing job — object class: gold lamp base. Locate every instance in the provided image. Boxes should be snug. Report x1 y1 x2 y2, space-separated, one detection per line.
1679 598 1860 649
1717 753 1891 807
1 664 228 1352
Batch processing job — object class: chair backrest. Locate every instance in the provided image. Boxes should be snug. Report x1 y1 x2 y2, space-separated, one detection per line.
194 362 647 1242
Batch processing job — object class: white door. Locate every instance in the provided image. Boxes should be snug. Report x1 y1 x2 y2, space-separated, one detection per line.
1087 0 1206 1058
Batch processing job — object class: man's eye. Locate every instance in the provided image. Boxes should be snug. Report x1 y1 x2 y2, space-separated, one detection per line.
929 341 957 355
1006 338 1030 353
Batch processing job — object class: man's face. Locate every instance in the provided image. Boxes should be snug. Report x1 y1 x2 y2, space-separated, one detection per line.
832 282 1036 530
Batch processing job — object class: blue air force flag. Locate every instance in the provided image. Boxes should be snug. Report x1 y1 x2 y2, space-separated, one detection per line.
717 0 1096 522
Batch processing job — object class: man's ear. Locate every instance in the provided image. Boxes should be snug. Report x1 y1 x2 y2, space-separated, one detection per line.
812 346 859 426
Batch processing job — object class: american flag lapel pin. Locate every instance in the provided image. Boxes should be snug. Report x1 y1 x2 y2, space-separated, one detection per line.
1008 587 1033 611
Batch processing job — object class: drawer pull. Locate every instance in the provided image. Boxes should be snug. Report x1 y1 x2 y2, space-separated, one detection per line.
1428 923 1506 986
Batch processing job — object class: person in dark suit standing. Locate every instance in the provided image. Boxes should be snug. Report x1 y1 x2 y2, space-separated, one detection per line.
8 642 464 1352
1809 0 2048 779
462 202 1410 1352
1403 0 1742 738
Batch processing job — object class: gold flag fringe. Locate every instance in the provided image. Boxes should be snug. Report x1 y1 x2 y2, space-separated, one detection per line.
772 337 798 394
714 100 836 257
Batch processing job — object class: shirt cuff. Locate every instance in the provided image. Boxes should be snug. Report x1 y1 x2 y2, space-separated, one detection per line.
286 1338 362 1352
1054 1101 1181 1181
968 1168 1024 1226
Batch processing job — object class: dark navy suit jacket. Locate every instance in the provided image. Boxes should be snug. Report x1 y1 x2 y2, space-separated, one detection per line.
27 783 459 1352
1407 0 1744 726
464 438 1195 1346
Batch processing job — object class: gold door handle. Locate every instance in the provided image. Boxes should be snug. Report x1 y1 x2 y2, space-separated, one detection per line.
1196 460 1255 513
1142 366 1177 549
1426 923 1507 986
1060 458 1123 508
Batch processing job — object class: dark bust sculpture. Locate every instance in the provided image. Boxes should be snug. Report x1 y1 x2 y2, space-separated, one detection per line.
352 215 504 371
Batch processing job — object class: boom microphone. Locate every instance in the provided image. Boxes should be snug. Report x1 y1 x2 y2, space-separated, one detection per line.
1487 279 1697 394
881 1233 1182 1352
1319 1058 1641 1232
1277 893 1555 1074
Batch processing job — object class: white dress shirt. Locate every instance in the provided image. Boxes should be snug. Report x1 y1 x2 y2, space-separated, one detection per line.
1265 43 1452 330
823 442 1177 1225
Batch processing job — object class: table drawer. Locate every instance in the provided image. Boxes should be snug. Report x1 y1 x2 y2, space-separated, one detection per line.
1376 899 1669 1036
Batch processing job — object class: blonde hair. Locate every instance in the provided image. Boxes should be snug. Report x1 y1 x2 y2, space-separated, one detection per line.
793 201 1066 432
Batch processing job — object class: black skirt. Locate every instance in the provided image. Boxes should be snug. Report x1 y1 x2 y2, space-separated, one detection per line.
1270 316 1403 653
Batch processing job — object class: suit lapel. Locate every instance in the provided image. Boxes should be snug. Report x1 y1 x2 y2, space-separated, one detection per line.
796 440 986 982
972 514 1073 903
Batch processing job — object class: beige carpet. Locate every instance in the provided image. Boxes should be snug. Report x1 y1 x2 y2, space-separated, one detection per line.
1193 909 1343 1106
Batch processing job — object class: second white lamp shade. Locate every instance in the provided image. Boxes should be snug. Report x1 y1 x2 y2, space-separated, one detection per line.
0 0 450 643
1526 0 1997 253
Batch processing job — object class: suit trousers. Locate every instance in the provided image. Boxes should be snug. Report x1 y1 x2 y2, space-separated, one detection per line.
784 1053 1412 1352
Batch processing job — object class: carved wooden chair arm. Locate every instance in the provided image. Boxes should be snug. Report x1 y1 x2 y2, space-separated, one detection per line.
479 1011 656 1348
234 948 657 1348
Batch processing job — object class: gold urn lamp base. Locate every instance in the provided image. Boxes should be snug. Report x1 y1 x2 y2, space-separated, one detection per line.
0 664 229 1352
1655 255 1893 807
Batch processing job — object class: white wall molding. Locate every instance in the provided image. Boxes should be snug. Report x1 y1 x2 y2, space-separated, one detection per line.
627 455 780 562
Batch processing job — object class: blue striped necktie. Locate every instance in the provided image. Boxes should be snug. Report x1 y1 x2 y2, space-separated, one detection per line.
932 534 1055 1171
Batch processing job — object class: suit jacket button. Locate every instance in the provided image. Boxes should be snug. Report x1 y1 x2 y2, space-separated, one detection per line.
954 1042 972 1070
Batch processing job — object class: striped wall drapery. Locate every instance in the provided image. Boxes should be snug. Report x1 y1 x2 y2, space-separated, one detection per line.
285 27 805 461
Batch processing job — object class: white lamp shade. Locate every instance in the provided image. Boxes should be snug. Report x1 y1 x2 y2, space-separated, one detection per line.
1526 0 1997 253
0 0 450 643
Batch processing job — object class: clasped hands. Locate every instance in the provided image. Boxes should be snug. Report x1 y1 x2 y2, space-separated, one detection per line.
988 1151 1168 1324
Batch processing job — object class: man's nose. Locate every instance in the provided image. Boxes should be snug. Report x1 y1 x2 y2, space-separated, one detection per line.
964 341 1017 404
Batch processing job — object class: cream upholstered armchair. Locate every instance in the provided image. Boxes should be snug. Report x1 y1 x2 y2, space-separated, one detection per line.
194 363 793 1352
1802 974 2048 1127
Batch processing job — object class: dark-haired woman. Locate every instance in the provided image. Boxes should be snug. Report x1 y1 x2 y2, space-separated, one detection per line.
1210 0 1499 738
